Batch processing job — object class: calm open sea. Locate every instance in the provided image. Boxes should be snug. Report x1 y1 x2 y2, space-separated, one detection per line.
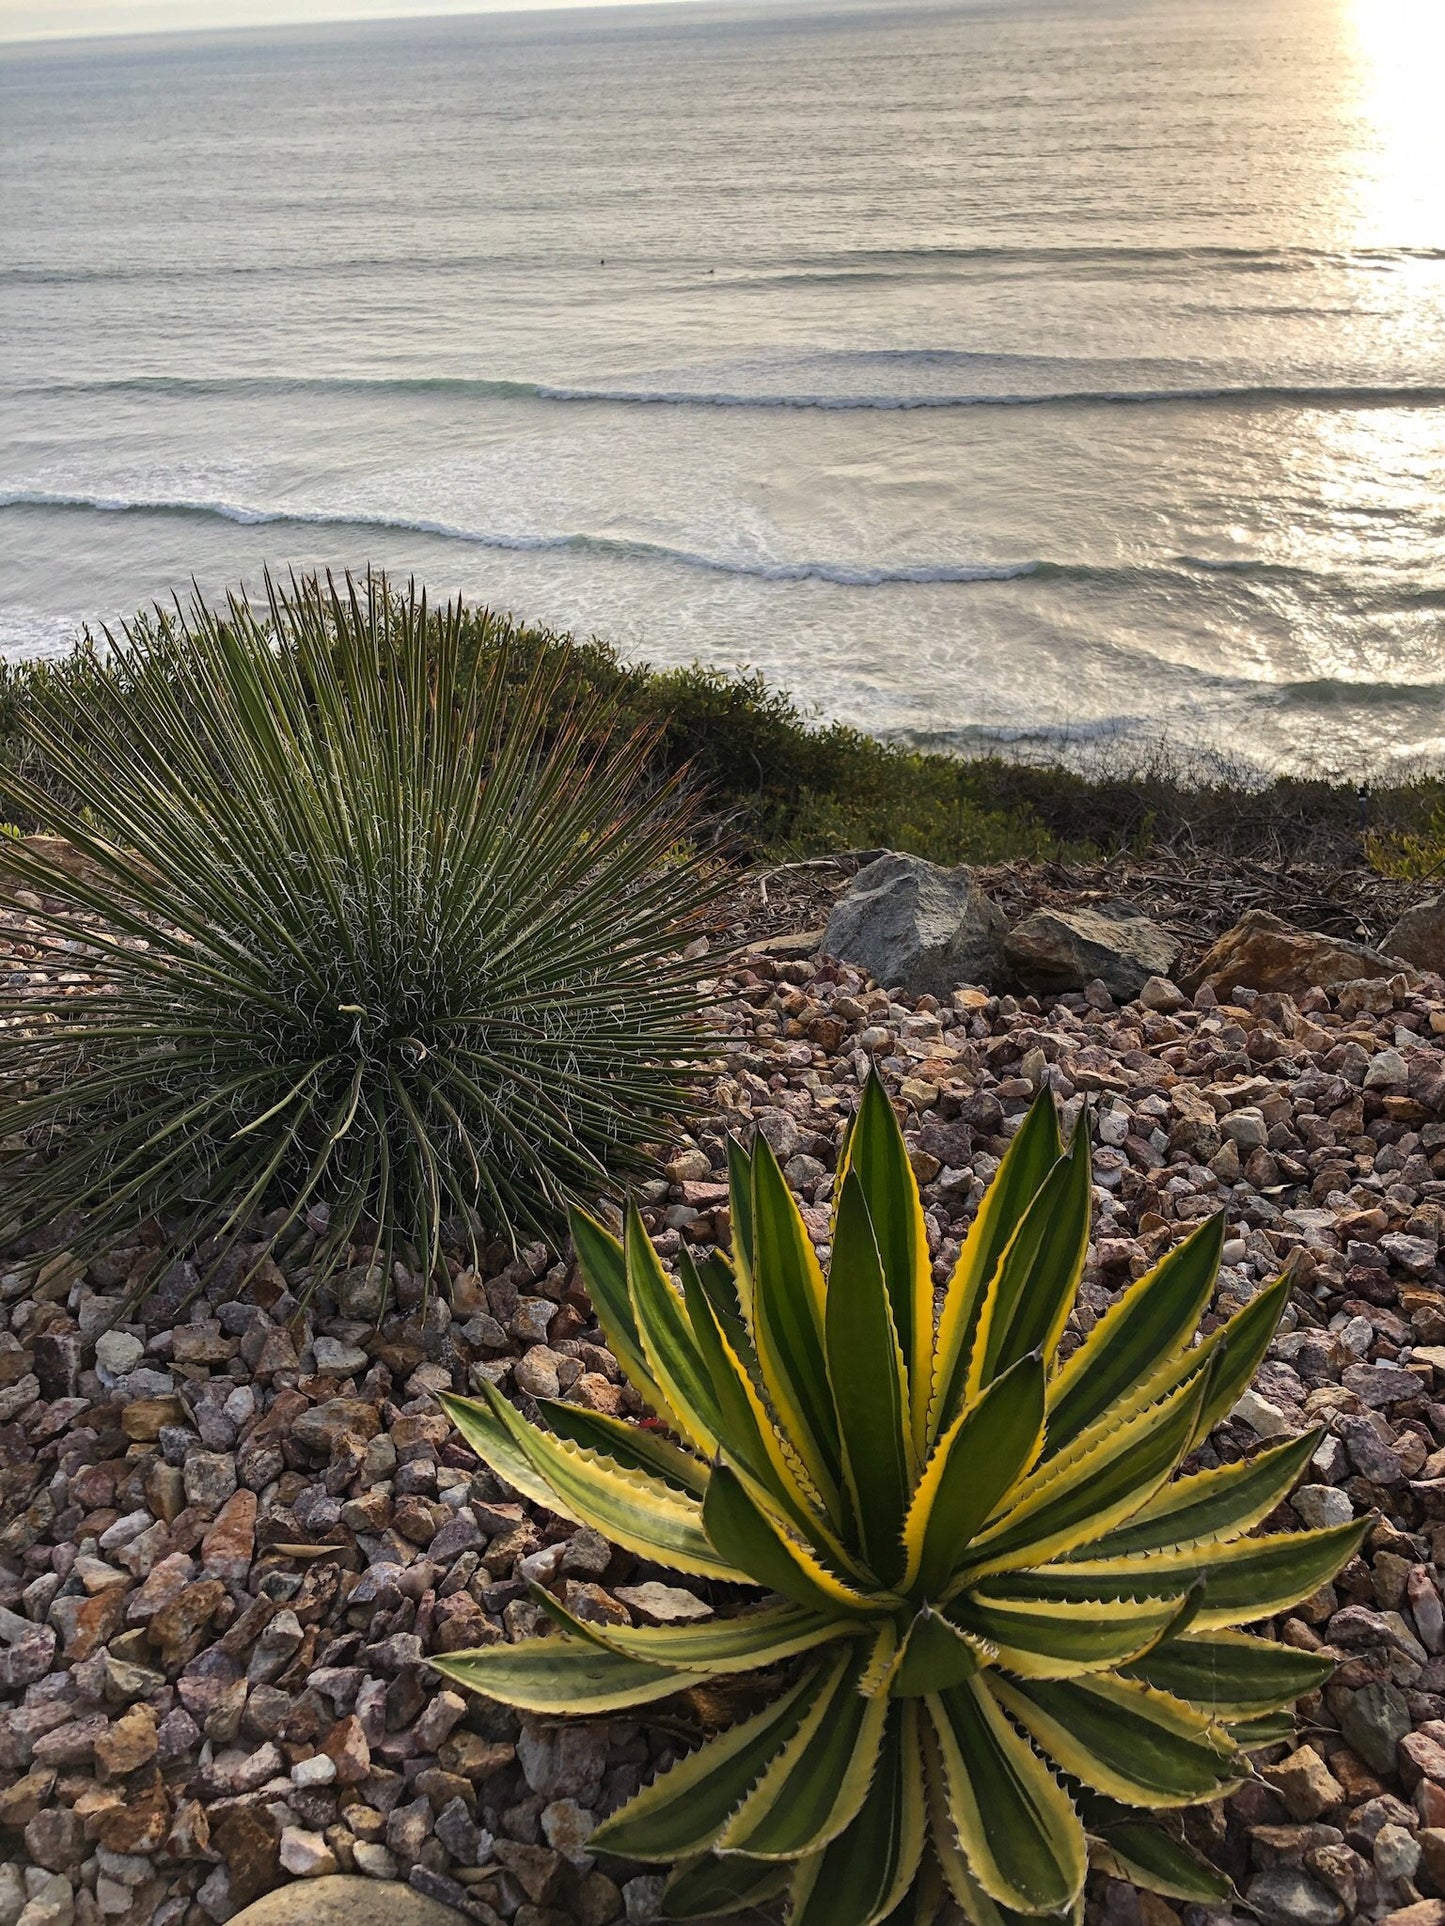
3 0 1445 772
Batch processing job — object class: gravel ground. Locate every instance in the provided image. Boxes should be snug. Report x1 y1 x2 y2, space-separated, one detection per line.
6 880 1445 1926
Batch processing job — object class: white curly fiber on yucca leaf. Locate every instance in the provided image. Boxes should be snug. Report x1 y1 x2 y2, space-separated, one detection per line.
437 1075 1361 1925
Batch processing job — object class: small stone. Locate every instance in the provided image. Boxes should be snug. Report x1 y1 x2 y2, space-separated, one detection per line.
612 1582 713 1625
1264 1745 1346 1820
1244 1867 1345 1926
1341 1682 1413 1777
22 1807 85 1874
292 1753 337 1787
94 1704 158 1779
1294 1485 1355 1530
1375 1821 1423 1884
279 1827 338 1877
352 1844 399 1880
1233 1387 1290 1438
313 1336 369 1375
201 1489 257 1581
95 1330 144 1377
183 1451 238 1513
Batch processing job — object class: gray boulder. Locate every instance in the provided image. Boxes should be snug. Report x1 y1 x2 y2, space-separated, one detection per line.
1384 893 1445 973
229 1878 465 1926
821 852 1005 996
1004 905 1180 1001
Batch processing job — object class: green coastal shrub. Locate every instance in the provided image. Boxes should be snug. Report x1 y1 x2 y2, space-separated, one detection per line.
0 573 716 1287
438 1077 1356 1923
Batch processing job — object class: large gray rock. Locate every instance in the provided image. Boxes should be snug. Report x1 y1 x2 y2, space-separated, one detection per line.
1384 893 1445 972
1003 905 1180 1001
821 852 1005 996
229 1878 462 1926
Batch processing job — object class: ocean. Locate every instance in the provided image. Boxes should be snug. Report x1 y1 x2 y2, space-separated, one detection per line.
3 0 1444 774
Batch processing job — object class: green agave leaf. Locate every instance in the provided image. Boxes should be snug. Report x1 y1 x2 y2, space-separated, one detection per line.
929 1090 1062 1447
788 1701 927 1926
567 1206 681 1428
443 1382 747 1582
926 1674 1086 1916
1080 1428 1320 1560
1087 1817 1233 1904
1008 1516 1369 1629
537 1399 709 1497
432 1634 692 1713
702 1459 884 1616
1122 1627 1335 1715
625 1201 724 1456
749 1131 844 1505
839 1074 934 1456
826 1168 915 1582
963 1369 1210 1580
533 1588 854 1675
716 1645 890 1859
949 1590 1186 1680
661 1853 790 1921
724 1133 757 1324
1187 1273 1292 1445
990 1672 1243 1809
923 1724 1083 1926
901 1348 1046 1599
1226 1710 1300 1748
680 1249 835 1547
890 1608 990 1698
968 1115 1093 1396
1045 1214 1224 1455
591 1664 822 1860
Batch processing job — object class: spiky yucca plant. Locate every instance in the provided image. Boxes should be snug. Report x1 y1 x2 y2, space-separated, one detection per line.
0 573 715 1285
437 1077 1360 1924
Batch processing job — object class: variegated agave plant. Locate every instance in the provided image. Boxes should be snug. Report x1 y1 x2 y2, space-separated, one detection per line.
437 1076 1360 1925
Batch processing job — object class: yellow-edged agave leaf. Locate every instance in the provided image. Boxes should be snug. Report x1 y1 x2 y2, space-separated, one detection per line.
661 1854 790 1921
452 1379 748 1582
966 1119 1092 1399
1225 1710 1297 1749
1080 1796 1233 1905
591 1664 823 1860
1044 1215 1224 1454
990 1672 1242 1809
1082 1429 1320 1559
432 1635 695 1713
1122 1628 1335 1714
788 1702 926 1926
624 1201 722 1456
928 1090 1062 1446
439 1389 584 1527
827 1169 915 1580
891 1608 990 1698
750 1132 843 1500
537 1399 709 1497
534 1589 855 1674
922 1721 1082 1926
724 1133 757 1324
948 1591 1186 1680
901 1350 1045 1598
568 1206 680 1427
680 1251 834 1545
1008 1515 1369 1627
927 1675 1086 1915
702 1460 883 1615
859 1619 904 1698
716 1646 889 1860
1185 1273 1292 1445
841 1075 934 1455
961 1371 1209 1581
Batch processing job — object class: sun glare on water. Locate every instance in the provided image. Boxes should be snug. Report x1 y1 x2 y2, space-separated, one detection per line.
1344 0 1445 247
